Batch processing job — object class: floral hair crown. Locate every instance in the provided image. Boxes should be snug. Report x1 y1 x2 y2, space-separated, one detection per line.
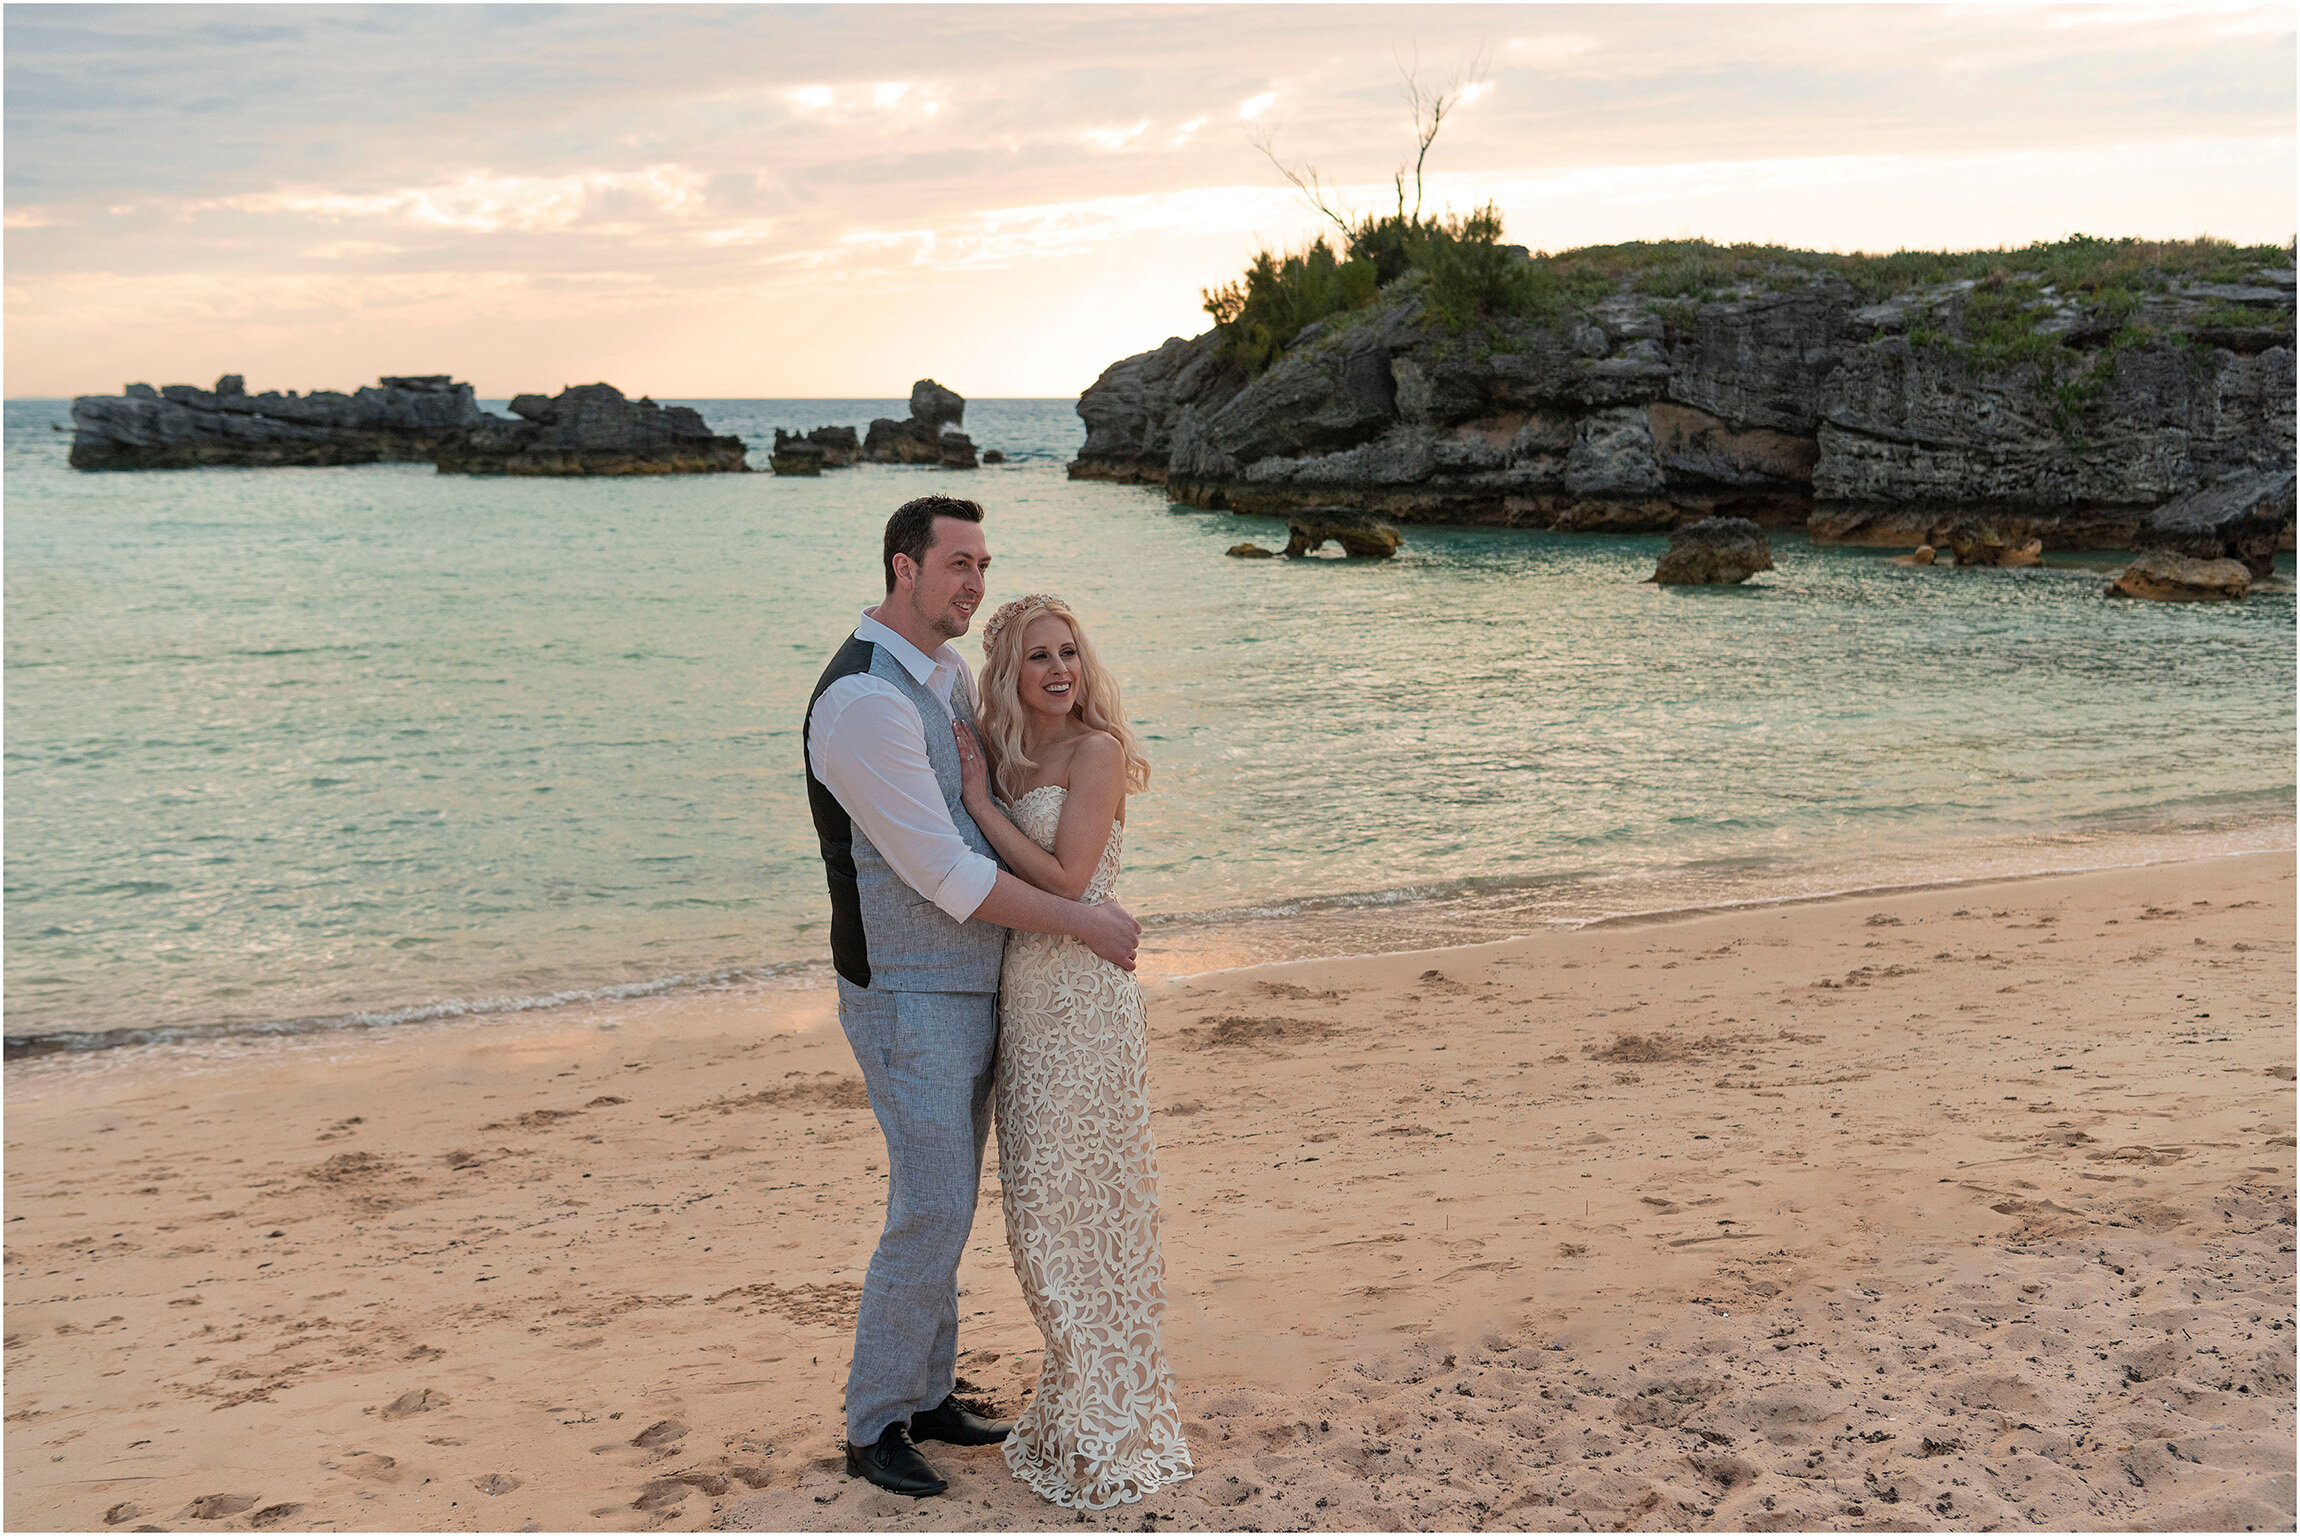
981 592 1065 651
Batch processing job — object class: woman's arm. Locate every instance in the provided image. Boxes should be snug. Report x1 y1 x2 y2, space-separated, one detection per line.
953 722 1122 901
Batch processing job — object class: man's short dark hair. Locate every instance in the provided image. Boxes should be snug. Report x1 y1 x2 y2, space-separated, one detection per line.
883 495 985 592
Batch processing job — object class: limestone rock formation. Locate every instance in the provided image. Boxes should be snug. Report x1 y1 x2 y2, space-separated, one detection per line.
864 380 978 468
1227 542 1276 558
2134 469 2294 575
1943 522 2045 567
1071 334 1244 482
2106 550 2252 602
770 434 826 475
1649 517 1776 585
1284 509 1402 559
1070 258 2296 554
909 379 965 432
69 374 483 469
433 384 747 475
802 425 861 467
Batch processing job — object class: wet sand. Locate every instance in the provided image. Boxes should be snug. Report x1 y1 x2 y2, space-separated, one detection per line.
4 852 2292 1533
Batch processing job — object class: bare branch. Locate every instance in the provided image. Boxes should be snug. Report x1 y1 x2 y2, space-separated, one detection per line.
1249 124 1354 242
1396 43 1490 224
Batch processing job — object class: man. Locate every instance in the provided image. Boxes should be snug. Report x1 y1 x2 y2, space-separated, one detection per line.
803 493 1142 1498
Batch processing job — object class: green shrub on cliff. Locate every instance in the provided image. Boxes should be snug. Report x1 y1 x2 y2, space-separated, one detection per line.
1206 204 1534 369
1202 239 1380 373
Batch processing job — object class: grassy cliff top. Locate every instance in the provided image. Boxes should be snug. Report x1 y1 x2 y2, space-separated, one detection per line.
1522 233 2295 307
1209 227 2296 375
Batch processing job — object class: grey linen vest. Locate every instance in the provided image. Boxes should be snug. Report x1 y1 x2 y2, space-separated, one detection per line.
805 636 1007 992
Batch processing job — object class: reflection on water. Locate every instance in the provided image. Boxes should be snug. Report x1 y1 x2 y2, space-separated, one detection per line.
6 398 2294 1049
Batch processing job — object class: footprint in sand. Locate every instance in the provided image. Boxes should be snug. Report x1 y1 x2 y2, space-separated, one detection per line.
377 1387 448 1419
182 1493 261 1518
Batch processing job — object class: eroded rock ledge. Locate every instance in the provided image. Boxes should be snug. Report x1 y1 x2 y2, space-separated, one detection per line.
432 384 746 476
69 374 484 469
1072 266 2296 562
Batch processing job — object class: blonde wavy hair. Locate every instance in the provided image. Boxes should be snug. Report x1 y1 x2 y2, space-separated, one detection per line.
976 593 1151 803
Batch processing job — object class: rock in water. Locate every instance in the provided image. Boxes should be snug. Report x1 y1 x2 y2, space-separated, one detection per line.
770 432 826 475
1650 517 1775 584
863 380 978 468
909 379 965 432
69 374 483 469
1284 509 1402 559
982 449 1007 464
803 425 860 467
433 384 747 475
2106 550 2252 602
2135 469 2295 576
1888 544 1938 567
1227 543 1276 558
1945 521 2045 567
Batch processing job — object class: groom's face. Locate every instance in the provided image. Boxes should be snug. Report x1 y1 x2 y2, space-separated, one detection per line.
900 516 991 641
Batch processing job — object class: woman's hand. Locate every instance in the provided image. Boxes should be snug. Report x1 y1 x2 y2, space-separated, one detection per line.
952 719 992 812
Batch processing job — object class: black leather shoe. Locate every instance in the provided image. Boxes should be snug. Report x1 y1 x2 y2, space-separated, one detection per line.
910 1392 1013 1446
844 1423 947 1497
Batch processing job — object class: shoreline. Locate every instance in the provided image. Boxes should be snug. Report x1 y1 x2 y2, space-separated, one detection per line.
4 848 2292 1532
9 818 2292 1065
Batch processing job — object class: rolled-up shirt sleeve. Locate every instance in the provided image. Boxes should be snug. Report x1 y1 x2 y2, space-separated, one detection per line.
810 684 1000 922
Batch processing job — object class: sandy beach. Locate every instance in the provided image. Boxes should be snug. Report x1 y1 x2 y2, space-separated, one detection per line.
4 851 2291 1533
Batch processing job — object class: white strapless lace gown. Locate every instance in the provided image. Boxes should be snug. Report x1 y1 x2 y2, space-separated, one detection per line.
993 786 1192 1509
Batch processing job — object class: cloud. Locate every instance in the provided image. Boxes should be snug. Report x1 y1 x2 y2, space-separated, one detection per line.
2 3 2290 396
1080 120 1150 151
212 165 712 235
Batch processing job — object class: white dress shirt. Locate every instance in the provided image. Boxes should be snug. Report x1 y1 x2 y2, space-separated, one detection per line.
807 608 1000 923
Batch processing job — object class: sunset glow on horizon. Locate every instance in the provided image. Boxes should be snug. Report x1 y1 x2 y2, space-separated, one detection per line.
6 2 2294 401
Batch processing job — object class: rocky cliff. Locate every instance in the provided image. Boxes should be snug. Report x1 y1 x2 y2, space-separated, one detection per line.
1072 261 2296 559
69 374 483 469
432 384 747 475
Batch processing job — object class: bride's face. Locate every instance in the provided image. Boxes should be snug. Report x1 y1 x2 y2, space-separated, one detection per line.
1014 616 1081 721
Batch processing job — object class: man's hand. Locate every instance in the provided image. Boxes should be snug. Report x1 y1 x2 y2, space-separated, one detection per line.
951 719 992 814
1074 900 1141 972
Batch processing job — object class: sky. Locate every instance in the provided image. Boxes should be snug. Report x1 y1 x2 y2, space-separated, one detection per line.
5 2 2294 400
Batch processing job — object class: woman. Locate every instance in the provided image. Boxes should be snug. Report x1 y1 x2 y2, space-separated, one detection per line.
950 592 1192 1511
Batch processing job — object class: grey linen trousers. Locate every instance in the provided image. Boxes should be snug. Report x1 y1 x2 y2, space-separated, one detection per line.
836 978 1000 1445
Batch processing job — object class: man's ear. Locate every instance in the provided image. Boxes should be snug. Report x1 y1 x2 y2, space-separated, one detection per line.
890 553 916 593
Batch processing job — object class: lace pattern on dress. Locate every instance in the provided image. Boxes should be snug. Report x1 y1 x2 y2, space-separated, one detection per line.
994 785 1193 1509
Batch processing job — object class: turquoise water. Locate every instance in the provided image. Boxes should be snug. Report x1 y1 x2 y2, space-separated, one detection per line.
5 397 2293 1050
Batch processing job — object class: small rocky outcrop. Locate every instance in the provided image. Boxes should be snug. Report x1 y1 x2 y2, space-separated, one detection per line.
433 385 746 475
770 434 826 475
1227 542 1277 558
1649 516 1775 585
2107 550 2252 602
864 379 978 468
1887 544 1939 566
2134 469 2294 575
1285 509 1401 559
805 426 861 467
1943 522 2044 567
69 373 482 469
